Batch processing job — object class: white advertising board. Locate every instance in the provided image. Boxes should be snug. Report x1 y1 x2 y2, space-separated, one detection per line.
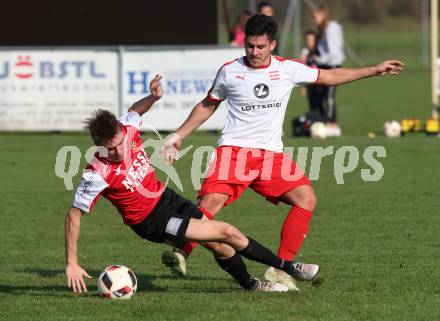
123 48 243 131
0 51 118 130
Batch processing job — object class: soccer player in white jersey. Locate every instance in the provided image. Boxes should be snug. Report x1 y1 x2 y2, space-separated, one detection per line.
161 14 404 290
65 75 323 294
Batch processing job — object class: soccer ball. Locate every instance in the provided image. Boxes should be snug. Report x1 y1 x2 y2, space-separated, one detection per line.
310 122 327 139
97 265 137 299
384 120 402 138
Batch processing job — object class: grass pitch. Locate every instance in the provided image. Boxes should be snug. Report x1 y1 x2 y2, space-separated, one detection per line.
1 64 439 320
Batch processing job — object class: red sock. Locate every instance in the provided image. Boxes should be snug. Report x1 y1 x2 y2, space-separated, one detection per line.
277 206 313 260
181 206 214 257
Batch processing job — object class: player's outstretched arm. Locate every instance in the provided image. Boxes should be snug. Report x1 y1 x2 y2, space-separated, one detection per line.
161 97 220 163
128 74 163 116
176 97 221 140
317 60 404 86
65 207 92 293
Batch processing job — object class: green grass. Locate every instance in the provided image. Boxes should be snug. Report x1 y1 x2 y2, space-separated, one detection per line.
1 60 440 320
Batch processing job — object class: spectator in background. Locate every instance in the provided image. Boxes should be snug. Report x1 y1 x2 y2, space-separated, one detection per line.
257 1 274 17
257 2 279 55
299 30 324 118
230 10 252 47
312 5 345 137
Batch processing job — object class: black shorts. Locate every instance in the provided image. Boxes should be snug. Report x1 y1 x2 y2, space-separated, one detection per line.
130 187 204 248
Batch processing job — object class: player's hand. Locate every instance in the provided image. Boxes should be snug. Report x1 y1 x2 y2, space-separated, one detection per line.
374 60 404 76
66 263 92 293
150 74 163 100
300 86 307 96
160 132 182 164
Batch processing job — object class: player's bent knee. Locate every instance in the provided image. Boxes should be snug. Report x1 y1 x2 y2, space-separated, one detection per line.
300 190 317 212
222 224 245 243
199 194 227 216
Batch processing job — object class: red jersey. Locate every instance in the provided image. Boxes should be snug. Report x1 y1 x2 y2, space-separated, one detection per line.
72 112 164 225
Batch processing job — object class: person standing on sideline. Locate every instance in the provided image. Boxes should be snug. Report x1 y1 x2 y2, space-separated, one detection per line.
230 10 252 47
161 14 403 290
312 5 345 137
299 30 324 118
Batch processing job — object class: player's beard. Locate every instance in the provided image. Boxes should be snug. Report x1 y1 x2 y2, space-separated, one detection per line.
248 54 269 68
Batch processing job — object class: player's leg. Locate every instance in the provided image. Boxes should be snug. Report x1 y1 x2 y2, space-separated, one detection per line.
163 146 251 268
251 151 319 287
161 193 230 275
176 192 229 257
184 219 319 282
264 185 318 285
198 241 287 291
130 197 287 291
277 185 317 259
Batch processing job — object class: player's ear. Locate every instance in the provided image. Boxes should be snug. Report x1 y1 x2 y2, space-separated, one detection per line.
270 40 277 52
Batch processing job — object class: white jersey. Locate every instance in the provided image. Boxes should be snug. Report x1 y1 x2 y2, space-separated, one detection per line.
208 56 319 152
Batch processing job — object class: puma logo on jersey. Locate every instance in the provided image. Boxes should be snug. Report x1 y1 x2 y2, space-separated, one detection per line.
253 83 269 99
235 75 245 80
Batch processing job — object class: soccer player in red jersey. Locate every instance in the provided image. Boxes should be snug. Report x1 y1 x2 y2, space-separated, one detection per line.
64 75 321 294
161 14 404 290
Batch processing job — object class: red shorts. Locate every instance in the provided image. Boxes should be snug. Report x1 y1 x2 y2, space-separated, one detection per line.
198 146 310 206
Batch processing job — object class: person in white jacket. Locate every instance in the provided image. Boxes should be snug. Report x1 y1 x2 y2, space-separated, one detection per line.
312 5 345 137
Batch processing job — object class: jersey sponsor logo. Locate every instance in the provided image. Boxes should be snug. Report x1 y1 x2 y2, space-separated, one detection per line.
253 83 269 99
240 100 282 112
121 150 151 192
235 75 245 81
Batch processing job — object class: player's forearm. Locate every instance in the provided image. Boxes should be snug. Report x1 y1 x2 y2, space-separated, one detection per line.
128 95 160 116
65 208 82 265
176 98 217 139
318 66 378 86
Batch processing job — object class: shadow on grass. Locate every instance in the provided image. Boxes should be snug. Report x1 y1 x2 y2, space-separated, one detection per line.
8 268 234 295
18 267 226 282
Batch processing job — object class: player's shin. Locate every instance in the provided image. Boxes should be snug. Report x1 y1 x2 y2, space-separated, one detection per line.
238 238 319 281
277 206 313 260
238 237 286 269
215 253 256 289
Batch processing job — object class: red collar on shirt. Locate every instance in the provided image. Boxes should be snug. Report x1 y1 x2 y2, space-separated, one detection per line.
243 56 272 69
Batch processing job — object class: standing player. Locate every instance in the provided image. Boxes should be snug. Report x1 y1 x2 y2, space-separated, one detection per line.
65 75 318 293
161 14 404 290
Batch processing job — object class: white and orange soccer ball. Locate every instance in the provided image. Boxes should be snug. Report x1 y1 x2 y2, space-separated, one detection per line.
97 265 137 299
384 120 402 138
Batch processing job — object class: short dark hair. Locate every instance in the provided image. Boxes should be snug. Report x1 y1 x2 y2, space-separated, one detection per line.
257 1 273 11
83 109 122 146
305 30 317 37
245 14 278 42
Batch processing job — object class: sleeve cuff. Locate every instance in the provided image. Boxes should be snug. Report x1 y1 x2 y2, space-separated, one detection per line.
312 67 320 84
207 95 224 103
